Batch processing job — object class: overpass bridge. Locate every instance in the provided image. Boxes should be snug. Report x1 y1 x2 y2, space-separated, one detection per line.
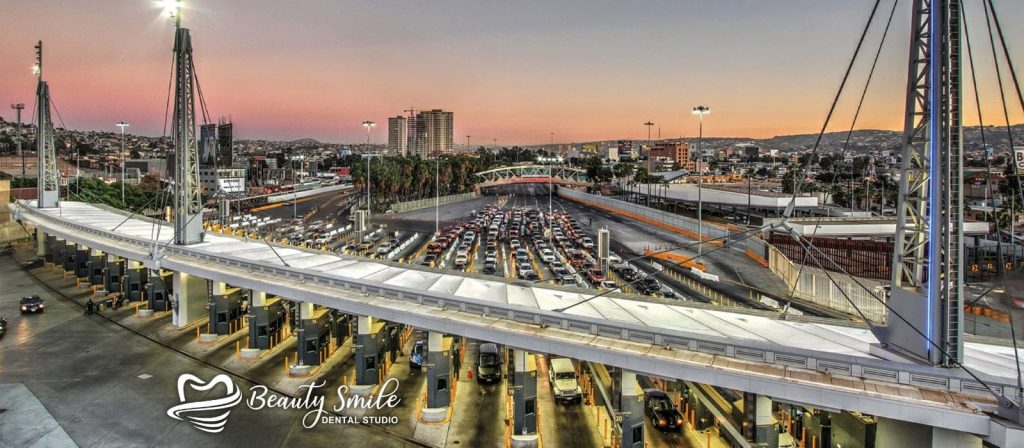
474 165 590 192
11 200 1024 445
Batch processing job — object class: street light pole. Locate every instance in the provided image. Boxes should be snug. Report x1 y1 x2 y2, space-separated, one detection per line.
11 103 25 178
692 106 710 256
116 121 130 206
644 121 654 207
435 155 440 234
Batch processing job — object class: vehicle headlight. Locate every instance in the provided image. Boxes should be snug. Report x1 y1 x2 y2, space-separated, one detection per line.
21 306 27 311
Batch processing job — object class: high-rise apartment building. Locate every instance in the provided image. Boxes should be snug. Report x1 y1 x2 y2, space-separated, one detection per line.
388 116 408 156
409 109 453 157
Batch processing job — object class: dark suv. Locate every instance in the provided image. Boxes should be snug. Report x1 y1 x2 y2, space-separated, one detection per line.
636 278 662 295
644 389 683 432
20 295 45 314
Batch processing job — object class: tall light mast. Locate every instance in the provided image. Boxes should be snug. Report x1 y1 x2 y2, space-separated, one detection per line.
884 0 962 366
167 1 204 245
34 41 60 208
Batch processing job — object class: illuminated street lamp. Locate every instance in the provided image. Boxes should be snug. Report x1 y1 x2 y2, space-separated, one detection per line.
362 120 376 145
692 105 710 256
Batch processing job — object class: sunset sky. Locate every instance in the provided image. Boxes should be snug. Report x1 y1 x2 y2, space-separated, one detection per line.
3 0 1023 145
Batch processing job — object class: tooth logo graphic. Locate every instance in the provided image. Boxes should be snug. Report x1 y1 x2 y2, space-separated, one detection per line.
166 374 243 433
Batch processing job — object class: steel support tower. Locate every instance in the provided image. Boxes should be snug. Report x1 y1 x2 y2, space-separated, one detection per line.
34 41 60 209
170 9 204 245
884 0 963 366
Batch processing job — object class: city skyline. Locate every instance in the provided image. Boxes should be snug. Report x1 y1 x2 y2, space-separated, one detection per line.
3 0 1024 144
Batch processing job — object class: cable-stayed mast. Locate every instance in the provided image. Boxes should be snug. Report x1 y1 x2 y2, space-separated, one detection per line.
883 0 963 366
168 3 204 245
34 41 60 209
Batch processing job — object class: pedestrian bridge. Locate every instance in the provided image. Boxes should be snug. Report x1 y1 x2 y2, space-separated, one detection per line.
474 165 590 191
10 200 1024 440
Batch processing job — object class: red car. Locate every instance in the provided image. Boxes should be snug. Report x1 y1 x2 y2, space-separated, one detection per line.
585 269 606 284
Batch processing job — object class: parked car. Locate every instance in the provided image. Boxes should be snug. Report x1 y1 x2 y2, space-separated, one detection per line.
20 295 44 314
585 269 606 284
20 257 44 269
482 263 497 275
636 278 662 295
644 389 684 432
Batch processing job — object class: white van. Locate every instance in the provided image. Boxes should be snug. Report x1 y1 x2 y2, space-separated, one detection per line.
548 358 582 404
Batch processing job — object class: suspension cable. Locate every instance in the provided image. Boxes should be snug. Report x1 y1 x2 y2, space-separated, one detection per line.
783 0 898 309
785 231 1009 403
785 0 883 212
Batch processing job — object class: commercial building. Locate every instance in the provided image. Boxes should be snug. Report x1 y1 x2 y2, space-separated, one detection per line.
125 158 169 179
649 141 695 171
616 140 636 161
409 109 453 157
199 167 246 197
217 121 234 168
387 116 408 156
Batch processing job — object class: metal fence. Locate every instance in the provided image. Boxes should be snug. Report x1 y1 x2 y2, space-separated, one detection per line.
556 188 767 255
768 245 888 323
390 192 478 213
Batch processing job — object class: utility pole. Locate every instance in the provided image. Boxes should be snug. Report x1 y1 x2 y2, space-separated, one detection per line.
435 155 440 234
692 107 710 256
116 121 130 206
10 103 25 178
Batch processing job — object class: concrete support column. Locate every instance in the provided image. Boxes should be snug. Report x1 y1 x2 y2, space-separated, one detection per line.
250 290 267 307
290 301 319 373
104 254 123 294
202 281 229 337
511 349 538 447
876 417 981 448
36 228 46 256
245 291 284 353
619 370 644 448
743 392 778 447
354 315 382 388
296 301 314 320
172 272 208 327
210 280 226 296
425 332 452 409
87 249 105 286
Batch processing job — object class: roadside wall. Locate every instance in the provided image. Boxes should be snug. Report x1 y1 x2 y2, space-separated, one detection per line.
391 192 478 214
